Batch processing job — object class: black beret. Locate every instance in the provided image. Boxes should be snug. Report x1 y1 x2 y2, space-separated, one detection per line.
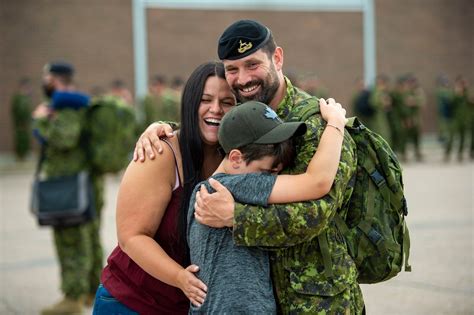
45 62 75 76
218 19 271 60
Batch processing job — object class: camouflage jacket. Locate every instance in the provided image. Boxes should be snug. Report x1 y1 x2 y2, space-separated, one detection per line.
34 107 88 177
367 87 391 140
232 78 360 312
11 93 32 126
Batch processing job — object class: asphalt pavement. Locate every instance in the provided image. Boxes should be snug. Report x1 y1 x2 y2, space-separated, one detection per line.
1 139 473 314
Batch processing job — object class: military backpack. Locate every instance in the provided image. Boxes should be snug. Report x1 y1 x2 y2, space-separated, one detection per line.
338 117 411 283
298 104 411 284
85 95 137 174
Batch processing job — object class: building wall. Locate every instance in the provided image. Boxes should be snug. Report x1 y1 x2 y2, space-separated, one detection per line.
1 0 472 152
0 0 134 153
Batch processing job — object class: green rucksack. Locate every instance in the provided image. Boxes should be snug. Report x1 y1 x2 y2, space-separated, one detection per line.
337 117 411 283
85 95 137 174
297 103 411 284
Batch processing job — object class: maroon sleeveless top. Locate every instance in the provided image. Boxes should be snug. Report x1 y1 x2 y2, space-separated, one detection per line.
101 142 188 315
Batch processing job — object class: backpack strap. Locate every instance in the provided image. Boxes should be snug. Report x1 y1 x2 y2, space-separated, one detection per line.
403 220 412 272
317 231 334 278
34 144 47 179
286 99 319 123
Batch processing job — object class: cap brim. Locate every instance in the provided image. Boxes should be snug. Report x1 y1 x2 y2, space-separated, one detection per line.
255 122 307 145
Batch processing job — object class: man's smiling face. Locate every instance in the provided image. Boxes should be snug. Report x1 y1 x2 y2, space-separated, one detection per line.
223 49 280 105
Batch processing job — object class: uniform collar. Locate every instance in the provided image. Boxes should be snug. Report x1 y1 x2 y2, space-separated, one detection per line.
276 76 296 119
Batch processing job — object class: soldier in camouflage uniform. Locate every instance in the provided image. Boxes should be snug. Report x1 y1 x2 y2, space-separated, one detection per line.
108 79 134 106
387 76 408 158
367 74 392 144
142 74 180 127
32 62 104 315
195 20 364 314
435 75 454 144
445 75 471 161
10 78 33 160
402 75 425 161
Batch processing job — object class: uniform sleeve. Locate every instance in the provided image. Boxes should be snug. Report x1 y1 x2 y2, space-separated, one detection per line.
34 109 84 150
232 115 356 247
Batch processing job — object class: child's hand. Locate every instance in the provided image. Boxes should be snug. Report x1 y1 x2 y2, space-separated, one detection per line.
320 98 347 130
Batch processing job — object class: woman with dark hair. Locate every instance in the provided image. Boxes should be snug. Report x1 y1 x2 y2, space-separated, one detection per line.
92 61 236 315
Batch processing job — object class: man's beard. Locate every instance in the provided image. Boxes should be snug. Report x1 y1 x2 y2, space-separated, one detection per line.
42 83 55 98
233 64 280 105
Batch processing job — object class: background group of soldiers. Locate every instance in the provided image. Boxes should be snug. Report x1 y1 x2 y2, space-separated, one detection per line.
10 71 473 164
350 73 473 162
9 73 184 161
352 73 427 162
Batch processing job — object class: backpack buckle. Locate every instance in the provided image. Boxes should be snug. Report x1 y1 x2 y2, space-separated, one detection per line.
402 197 408 216
367 228 383 245
370 170 386 187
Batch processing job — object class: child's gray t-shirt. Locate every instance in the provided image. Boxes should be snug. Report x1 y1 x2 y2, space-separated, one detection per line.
187 172 277 314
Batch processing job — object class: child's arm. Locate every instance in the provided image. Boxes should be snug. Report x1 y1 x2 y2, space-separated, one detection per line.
268 98 346 204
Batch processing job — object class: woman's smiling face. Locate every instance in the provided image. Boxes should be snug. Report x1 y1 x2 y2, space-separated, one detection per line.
198 76 236 146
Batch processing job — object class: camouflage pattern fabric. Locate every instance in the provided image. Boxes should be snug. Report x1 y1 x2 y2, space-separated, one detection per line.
232 78 364 314
402 88 425 160
367 87 391 144
445 90 470 158
343 117 410 284
54 174 104 298
86 95 137 174
33 107 104 299
387 90 408 155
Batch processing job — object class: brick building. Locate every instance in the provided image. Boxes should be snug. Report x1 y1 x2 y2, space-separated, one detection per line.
0 0 472 152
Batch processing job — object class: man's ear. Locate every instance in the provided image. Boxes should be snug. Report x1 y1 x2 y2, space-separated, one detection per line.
273 47 284 71
228 149 244 169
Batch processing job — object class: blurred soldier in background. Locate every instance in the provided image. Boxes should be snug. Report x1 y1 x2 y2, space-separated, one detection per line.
109 79 134 106
141 74 178 125
469 82 474 160
168 75 184 120
368 74 391 143
445 75 470 161
351 77 374 126
388 76 410 159
300 72 328 100
402 74 425 162
10 78 33 160
435 75 454 144
32 62 104 315
170 75 185 97
142 74 167 126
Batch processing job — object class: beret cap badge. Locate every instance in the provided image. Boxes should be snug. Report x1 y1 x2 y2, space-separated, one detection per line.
218 19 271 60
238 40 253 54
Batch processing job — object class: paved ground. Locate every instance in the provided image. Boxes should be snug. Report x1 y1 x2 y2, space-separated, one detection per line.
1 140 473 315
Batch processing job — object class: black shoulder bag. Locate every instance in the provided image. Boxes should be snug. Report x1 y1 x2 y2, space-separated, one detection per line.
30 146 96 227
